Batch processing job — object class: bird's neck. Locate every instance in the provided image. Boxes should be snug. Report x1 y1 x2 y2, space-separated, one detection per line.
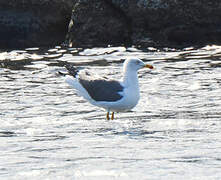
123 68 139 87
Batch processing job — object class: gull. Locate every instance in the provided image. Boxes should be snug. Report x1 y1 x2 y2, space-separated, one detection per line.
60 58 153 120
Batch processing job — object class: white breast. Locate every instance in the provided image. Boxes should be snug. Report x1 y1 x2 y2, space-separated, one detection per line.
121 85 140 110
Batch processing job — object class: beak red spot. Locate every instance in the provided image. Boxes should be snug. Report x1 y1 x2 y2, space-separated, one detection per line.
145 64 154 69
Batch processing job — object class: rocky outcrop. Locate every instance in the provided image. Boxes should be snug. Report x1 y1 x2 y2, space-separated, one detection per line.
1 0 221 48
66 0 131 47
67 0 221 47
0 0 74 48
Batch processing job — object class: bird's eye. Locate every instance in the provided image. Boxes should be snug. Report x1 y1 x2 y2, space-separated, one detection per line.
136 61 140 64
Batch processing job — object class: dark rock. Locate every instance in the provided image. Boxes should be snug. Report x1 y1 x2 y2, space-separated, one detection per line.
66 0 131 47
0 0 74 48
67 0 221 47
2 0 221 49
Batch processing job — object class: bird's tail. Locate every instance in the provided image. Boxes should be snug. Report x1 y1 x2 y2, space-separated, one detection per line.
58 71 67 76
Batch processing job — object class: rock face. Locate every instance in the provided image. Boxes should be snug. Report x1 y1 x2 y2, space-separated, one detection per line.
0 0 74 48
1 0 221 48
67 0 221 47
66 0 131 47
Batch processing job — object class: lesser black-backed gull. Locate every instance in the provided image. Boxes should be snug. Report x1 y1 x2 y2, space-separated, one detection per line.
61 58 153 120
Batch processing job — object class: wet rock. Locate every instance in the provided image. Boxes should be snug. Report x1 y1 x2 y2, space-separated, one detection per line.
0 0 74 48
67 0 221 47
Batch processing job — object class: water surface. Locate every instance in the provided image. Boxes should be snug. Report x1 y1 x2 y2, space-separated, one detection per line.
1 45 221 179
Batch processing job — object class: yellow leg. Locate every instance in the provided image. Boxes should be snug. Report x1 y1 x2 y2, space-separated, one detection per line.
111 112 114 120
106 112 110 120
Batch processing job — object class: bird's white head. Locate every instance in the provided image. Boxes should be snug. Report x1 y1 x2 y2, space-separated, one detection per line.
123 58 153 72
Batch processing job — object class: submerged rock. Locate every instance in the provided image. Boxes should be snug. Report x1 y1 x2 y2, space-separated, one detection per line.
67 0 221 47
0 0 74 48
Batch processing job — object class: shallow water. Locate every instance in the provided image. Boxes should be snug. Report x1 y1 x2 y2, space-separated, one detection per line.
1 45 221 179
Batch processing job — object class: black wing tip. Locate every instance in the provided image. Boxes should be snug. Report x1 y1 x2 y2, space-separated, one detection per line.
65 64 78 77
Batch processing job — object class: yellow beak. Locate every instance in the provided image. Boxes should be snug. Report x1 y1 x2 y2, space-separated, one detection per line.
144 64 154 69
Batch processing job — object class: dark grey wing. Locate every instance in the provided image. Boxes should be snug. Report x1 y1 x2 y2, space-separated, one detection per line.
65 64 123 102
79 78 124 102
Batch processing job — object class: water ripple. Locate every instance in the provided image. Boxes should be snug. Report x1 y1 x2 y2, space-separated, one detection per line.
1 45 221 179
